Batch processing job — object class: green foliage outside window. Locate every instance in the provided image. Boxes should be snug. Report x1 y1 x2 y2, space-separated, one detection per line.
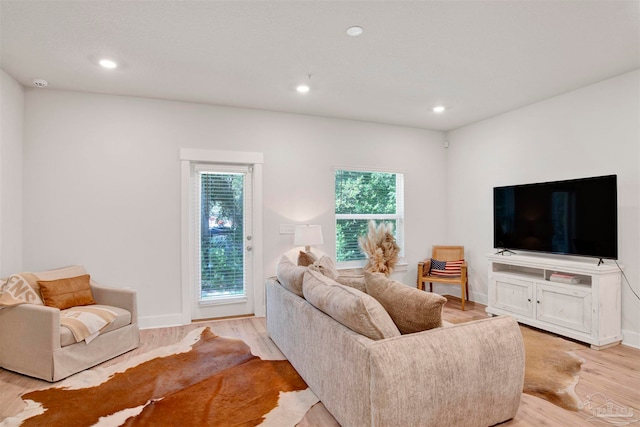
335 170 398 262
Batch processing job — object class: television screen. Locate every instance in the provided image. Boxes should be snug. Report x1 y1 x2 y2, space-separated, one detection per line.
493 175 617 260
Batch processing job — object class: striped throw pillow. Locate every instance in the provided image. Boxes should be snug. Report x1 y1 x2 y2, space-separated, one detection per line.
430 259 464 277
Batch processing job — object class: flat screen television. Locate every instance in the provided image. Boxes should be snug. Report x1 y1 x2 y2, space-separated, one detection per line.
493 175 618 260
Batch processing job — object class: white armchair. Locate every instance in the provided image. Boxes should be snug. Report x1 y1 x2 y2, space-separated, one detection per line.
0 265 139 382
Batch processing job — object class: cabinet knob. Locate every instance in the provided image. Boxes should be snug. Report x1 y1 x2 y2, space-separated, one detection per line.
527 298 531 302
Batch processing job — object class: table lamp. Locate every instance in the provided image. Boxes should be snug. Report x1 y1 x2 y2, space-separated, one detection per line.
294 225 324 252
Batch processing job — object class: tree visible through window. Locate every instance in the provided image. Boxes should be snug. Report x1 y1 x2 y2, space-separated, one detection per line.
335 169 404 263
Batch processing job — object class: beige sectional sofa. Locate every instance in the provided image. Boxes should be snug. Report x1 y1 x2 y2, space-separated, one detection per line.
266 257 526 427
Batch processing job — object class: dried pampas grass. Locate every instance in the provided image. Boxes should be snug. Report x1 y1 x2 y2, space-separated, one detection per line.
358 220 400 276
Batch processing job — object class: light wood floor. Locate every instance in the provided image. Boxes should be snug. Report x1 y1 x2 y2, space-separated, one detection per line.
1 297 638 426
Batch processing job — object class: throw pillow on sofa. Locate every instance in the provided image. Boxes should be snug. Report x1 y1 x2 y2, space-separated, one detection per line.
276 255 307 297
297 251 317 267
302 269 400 340
308 255 367 291
308 255 340 280
38 274 96 310
335 275 367 293
364 272 447 334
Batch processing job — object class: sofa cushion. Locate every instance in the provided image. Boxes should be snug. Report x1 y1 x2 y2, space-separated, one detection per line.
365 272 447 334
308 255 340 280
59 305 132 347
297 251 317 267
276 255 307 297
335 275 367 293
302 269 400 340
38 274 96 310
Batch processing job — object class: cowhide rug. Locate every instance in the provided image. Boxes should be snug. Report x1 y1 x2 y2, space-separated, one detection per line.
448 315 585 411
1 327 319 427
519 325 585 411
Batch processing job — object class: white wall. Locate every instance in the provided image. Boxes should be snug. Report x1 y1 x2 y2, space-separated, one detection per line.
21 72 636 340
0 70 24 277
22 89 446 327
445 70 640 346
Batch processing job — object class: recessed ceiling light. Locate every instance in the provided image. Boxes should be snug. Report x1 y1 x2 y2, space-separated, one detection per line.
99 59 117 69
346 26 364 37
433 105 446 113
296 84 310 93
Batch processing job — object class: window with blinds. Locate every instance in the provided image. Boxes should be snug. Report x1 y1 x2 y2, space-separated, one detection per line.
194 165 251 300
335 169 404 264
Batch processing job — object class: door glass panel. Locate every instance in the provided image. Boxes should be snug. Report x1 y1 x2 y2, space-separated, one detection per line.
199 171 245 300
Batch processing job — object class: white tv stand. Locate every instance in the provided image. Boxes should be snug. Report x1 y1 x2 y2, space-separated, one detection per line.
486 253 622 349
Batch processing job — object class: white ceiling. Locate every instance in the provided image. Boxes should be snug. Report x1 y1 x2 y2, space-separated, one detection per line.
1 1 638 131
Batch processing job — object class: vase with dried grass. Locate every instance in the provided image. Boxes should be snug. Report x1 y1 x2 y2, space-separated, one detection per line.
358 220 400 276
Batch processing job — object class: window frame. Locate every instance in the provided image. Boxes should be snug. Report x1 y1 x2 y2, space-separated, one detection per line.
334 166 405 269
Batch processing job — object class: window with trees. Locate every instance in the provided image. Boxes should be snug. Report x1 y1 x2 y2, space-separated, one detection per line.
334 169 404 265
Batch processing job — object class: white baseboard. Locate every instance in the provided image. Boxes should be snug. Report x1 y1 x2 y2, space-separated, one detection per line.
138 313 187 330
470 291 488 306
621 329 640 349
431 284 488 306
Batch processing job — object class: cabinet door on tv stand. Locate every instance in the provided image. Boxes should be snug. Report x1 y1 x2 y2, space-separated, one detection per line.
491 276 534 318
536 283 592 334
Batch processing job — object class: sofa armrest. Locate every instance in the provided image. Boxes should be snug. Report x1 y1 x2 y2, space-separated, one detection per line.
266 278 376 426
90 281 138 324
0 304 60 377
368 316 524 427
0 303 60 349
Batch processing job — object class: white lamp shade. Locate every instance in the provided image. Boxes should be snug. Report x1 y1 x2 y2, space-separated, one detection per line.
294 225 324 247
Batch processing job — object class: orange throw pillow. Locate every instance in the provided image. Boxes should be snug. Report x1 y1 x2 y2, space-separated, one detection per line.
38 274 95 310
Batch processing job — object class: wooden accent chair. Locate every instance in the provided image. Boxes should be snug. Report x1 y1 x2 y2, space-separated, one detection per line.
417 246 469 310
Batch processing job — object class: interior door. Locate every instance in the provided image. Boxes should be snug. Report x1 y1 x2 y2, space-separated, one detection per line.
191 164 254 320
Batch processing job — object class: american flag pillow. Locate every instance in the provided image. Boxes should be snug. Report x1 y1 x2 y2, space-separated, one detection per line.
430 259 464 277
